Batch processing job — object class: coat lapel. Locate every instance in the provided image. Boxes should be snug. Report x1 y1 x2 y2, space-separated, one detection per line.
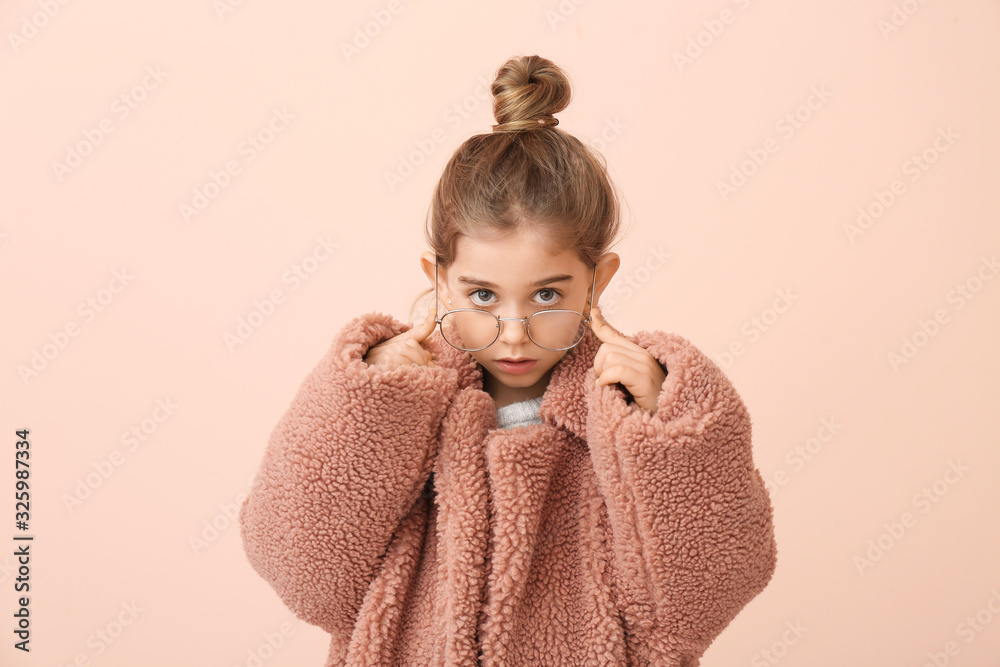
422 332 491 663
430 384 495 664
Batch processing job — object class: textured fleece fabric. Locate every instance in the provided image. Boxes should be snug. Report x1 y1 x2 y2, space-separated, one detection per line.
240 311 777 666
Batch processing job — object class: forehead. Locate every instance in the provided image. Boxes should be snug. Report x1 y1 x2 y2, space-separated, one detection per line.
452 228 584 283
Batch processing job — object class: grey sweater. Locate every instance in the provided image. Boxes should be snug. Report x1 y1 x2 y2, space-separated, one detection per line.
495 395 544 429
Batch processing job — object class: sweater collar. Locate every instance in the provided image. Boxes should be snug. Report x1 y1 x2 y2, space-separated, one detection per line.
425 323 599 441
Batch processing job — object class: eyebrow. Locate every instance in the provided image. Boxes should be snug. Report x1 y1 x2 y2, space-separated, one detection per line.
456 274 575 289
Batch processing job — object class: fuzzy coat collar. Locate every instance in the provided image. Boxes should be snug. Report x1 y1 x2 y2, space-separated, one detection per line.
421 314 606 441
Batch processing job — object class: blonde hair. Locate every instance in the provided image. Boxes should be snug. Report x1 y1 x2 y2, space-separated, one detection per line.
409 54 627 322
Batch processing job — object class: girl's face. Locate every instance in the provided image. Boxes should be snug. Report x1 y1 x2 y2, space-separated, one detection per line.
431 227 601 406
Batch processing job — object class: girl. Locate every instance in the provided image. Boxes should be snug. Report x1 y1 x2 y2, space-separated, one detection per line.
240 55 777 666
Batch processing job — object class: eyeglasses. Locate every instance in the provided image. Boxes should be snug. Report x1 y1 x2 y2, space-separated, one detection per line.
434 257 596 352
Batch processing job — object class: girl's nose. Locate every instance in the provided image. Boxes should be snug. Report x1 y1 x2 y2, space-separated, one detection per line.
496 314 531 346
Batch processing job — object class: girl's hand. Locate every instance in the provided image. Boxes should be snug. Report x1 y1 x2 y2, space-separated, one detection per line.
363 309 438 370
590 307 667 415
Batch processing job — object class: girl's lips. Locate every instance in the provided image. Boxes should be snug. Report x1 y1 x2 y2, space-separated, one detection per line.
495 359 537 375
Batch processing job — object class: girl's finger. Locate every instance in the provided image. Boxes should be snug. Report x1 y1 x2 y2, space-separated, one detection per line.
593 344 650 377
408 309 438 343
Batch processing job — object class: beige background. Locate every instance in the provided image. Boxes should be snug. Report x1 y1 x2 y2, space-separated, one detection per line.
2 0 999 664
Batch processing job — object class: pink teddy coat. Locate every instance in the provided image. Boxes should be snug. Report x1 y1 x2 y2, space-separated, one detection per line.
239 311 777 666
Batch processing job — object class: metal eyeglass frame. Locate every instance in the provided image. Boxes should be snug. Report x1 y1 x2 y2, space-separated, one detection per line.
433 257 597 352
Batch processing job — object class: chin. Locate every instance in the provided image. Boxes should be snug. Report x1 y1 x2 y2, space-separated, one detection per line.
497 370 544 386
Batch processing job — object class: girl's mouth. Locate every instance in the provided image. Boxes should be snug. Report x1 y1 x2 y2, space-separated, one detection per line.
495 359 537 375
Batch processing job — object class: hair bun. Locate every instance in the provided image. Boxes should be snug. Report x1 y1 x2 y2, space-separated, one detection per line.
491 55 571 133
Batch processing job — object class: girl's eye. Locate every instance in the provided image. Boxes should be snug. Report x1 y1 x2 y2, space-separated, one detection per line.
467 287 562 308
535 288 561 306
469 289 496 307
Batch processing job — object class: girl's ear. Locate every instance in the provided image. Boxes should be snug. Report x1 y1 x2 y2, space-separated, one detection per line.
420 251 450 303
593 252 621 303
419 251 437 285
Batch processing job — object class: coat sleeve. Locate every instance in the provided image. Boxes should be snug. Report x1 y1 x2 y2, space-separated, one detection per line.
239 311 459 641
585 329 777 664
